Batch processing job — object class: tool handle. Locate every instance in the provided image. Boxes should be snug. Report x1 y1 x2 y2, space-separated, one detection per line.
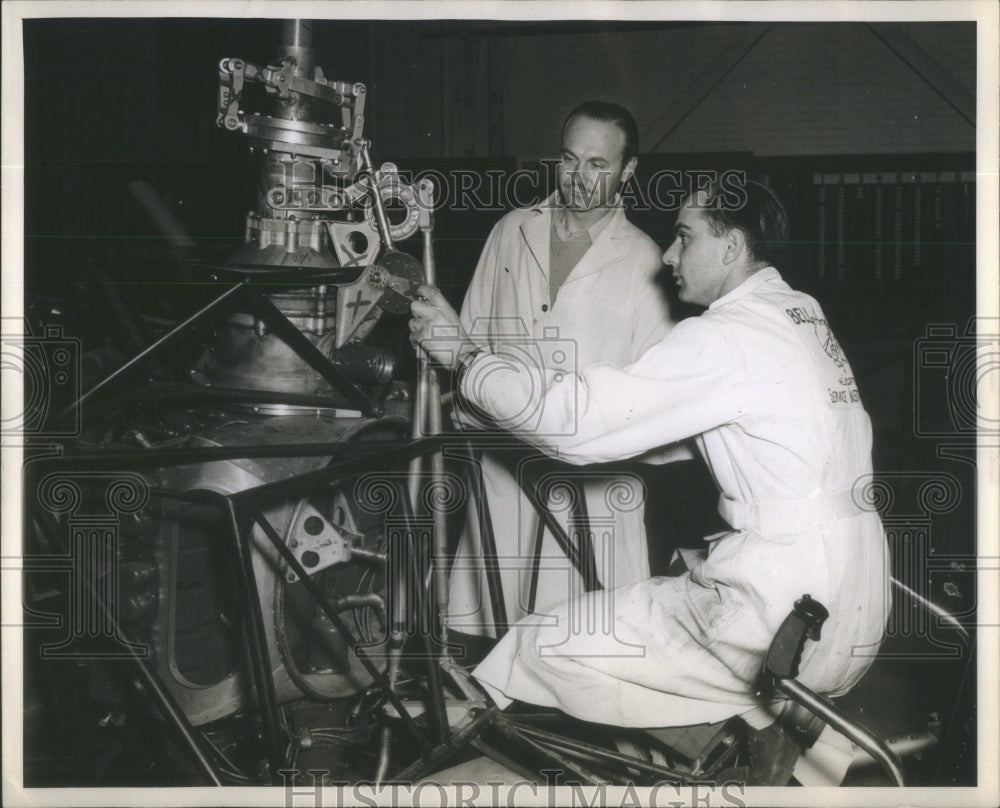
764 594 830 680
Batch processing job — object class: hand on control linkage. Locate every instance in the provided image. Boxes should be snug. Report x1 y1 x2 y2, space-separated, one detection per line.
409 284 479 371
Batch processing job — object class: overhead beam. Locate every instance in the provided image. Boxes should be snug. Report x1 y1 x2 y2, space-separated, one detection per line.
641 23 772 153
866 23 975 127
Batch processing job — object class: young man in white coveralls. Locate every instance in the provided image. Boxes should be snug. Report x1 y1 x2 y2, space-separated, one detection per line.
449 101 674 636
411 180 890 778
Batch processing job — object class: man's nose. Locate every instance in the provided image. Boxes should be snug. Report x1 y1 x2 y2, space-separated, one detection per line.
662 244 677 268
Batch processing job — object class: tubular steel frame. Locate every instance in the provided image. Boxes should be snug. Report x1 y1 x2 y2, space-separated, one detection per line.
32 416 951 787
29 265 950 787
28 428 619 786
32 265 614 784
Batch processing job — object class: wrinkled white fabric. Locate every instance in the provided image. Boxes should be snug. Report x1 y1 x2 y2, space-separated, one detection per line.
792 724 855 786
464 268 891 728
449 194 671 635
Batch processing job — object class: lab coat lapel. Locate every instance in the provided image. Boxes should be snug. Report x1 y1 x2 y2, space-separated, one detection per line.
518 201 552 282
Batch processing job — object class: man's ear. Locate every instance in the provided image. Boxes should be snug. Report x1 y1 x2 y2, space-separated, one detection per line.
620 157 638 185
722 228 746 265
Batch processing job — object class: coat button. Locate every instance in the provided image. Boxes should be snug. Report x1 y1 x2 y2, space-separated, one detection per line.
541 304 549 312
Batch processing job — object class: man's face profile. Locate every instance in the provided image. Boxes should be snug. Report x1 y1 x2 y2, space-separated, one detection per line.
663 194 732 307
557 115 634 214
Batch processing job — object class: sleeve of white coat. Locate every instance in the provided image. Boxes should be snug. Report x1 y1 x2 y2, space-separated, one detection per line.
625 252 694 464
459 219 505 350
628 248 673 361
459 316 742 465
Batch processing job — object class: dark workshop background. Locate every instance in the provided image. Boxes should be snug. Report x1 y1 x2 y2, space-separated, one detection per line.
21 18 979 783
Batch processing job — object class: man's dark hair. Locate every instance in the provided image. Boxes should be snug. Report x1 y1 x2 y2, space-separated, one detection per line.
562 100 639 165
696 179 790 269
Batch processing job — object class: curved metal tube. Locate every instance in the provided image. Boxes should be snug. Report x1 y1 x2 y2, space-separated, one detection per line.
776 678 905 786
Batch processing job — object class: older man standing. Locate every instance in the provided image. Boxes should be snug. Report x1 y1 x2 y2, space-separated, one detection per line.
449 101 673 637
413 180 889 747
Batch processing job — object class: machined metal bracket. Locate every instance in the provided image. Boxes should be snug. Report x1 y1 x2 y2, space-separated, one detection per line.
284 502 354 583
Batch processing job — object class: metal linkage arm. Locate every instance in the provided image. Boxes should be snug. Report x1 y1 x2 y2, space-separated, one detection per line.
218 58 362 125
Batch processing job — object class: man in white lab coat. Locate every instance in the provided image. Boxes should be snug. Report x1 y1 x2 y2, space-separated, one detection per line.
412 180 890 744
449 101 673 636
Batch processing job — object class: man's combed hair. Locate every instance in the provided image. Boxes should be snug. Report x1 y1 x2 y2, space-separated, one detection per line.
699 179 790 269
562 100 640 164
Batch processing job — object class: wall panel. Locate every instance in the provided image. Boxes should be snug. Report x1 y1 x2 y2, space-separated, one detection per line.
497 22 975 159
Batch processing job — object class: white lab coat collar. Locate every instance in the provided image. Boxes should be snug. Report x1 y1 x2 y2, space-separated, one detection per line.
520 193 632 284
708 266 782 310
526 191 631 236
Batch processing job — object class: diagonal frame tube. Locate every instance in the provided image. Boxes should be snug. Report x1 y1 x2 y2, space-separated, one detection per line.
56 280 248 424
223 499 288 782
242 289 382 416
522 468 602 594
